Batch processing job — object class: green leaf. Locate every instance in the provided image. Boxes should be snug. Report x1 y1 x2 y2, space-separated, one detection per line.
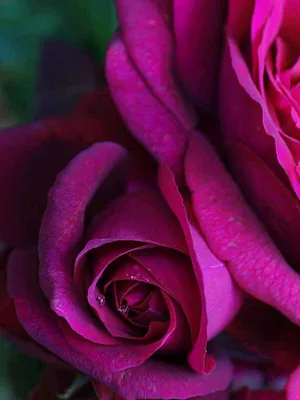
0 0 116 122
0 336 43 399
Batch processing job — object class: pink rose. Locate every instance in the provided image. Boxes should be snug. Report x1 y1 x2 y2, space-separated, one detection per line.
218 2 300 399
220 0 300 321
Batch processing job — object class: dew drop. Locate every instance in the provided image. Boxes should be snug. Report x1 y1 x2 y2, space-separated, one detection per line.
96 294 105 306
118 304 129 313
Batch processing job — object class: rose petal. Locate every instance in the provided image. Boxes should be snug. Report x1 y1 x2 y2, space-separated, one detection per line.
116 0 196 129
174 0 225 113
106 34 188 175
226 141 300 270
224 37 300 197
82 189 188 254
92 382 122 400
228 298 300 372
74 86 158 192
88 256 164 341
10 249 233 398
185 131 300 325
280 0 300 51
130 247 201 345
286 364 300 400
100 355 233 399
0 115 123 248
234 389 285 400
159 158 242 373
226 0 254 45
39 142 127 344
220 42 285 180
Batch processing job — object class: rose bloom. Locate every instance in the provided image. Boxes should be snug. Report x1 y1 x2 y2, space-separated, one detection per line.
1 0 300 400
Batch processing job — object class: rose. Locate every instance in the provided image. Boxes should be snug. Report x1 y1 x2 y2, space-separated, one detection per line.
0 92 239 399
221 0 300 196
1 1 299 399
219 0 300 318
0 35 245 399
218 2 300 398
106 2 300 399
93 359 288 400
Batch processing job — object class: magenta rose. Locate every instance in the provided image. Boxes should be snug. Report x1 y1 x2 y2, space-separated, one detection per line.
105 2 300 399
219 0 300 321
0 33 246 400
1 1 300 399
217 2 300 398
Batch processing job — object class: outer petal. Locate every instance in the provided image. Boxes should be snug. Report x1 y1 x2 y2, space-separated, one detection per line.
106 34 188 175
234 389 285 400
39 142 128 344
219 43 282 179
286 365 300 400
226 141 300 270
116 0 196 129
11 249 233 399
228 298 300 371
0 114 123 248
185 132 300 325
1 248 66 368
159 161 242 374
174 0 225 113
74 86 158 192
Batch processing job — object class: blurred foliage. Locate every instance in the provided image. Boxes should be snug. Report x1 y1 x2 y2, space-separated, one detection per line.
0 336 42 399
0 0 116 123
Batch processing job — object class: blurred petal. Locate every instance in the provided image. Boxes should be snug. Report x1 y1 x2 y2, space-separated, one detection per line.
234 388 285 400
286 365 300 400
34 40 97 119
28 366 75 400
226 141 300 270
229 298 300 371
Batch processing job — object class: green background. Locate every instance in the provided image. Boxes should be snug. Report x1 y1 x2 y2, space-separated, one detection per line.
0 0 116 125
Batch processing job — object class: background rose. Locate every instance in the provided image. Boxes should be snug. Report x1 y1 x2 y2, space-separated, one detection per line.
218 1 300 399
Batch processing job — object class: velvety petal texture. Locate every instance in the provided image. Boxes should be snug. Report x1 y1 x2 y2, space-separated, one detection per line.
184 133 300 326
106 0 227 175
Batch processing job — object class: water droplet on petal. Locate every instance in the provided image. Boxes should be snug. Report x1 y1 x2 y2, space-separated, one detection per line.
118 304 128 313
96 295 105 306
